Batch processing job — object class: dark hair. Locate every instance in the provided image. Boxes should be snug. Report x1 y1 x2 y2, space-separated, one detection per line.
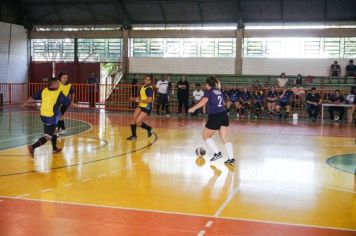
49 77 58 84
206 76 217 87
58 72 67 80
145 74 152 80
335 89 340 93
195 83 201 87
349 59 354 63
311 87 316 90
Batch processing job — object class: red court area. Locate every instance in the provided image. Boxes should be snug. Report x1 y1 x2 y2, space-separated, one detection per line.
1 197 355 236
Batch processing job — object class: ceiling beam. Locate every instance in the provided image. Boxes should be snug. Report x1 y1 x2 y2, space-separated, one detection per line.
323 0 328 22
197 2 204 23
235 0 243 27
280 0 285 23
52 0 65 25
117 0 131 28
86 0 98 25
158 1 167 24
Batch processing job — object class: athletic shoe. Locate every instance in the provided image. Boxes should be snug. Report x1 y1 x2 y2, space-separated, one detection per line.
27 145 34 159
210 152 222 161
53 148 63 154
148 129 153 137
224 158 236 165
58 129 66 135
126 136 137 141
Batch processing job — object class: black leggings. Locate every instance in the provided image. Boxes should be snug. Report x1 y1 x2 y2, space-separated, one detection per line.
178 97 189 114
157 93 170 114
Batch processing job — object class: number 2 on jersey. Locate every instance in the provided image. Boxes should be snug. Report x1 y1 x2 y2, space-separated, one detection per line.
218 96 223 107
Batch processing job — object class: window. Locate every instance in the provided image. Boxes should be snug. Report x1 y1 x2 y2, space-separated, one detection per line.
31 38 122 62
78 38 122 62
244 37 356 58
344 38 356 58
130 38 236 58
31 39 74 61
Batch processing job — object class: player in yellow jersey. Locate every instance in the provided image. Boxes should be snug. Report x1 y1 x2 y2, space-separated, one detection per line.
22 77 71 158
57 72 75 134
127 75 154 140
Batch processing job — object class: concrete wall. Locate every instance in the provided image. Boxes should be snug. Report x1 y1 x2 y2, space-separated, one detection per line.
0 22 28 83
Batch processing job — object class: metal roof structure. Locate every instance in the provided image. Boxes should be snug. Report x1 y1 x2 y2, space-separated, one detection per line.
1 0 356 29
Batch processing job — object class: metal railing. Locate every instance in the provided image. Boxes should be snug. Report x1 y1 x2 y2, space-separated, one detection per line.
0 83 353 120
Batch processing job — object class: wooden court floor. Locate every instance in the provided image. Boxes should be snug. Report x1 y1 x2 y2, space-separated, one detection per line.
0 110 355 236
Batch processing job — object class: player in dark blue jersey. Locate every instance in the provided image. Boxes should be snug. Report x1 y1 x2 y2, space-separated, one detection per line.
252 87 265 119
267 86 278 119
188 77 235 165
238 87 251 118
276 86 294 119
226 85 240 118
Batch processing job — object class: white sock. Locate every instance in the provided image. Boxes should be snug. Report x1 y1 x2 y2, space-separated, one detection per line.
225 142 234 160
205 138 219 154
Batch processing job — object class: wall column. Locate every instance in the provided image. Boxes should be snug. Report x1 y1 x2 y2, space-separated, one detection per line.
122 29 129 75
235 29 243 75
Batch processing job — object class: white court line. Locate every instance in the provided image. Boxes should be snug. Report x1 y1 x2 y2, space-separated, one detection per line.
63 183 74 187
213 186 240 217
317 183 356 194
82 178 91 182
205 221 213 228
97 174 106 178
15 193 30 198
197 230 205 236
111 170 118 174
0 195 355 232
41 188 54 193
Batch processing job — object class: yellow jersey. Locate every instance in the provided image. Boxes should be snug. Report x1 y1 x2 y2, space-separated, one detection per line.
138 85 154 110
59 82 74 97
40 88 62 117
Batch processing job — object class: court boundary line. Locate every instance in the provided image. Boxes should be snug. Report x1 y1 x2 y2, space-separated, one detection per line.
0 195 355 232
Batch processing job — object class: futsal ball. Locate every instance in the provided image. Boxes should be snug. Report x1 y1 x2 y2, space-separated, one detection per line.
195 147 206 157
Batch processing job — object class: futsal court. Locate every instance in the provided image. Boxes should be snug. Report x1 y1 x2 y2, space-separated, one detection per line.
1 0 356 235
0 109 355 235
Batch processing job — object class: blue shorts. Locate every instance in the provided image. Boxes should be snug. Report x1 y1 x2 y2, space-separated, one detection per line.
278 102 289 107
139 106 151 115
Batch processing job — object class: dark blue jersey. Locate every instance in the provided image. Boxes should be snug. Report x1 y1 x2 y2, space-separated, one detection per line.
253 91 264 103
267 91 278 98
204 89 226 115
239 92 251 103
228 89 240 102
279 90 294 103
